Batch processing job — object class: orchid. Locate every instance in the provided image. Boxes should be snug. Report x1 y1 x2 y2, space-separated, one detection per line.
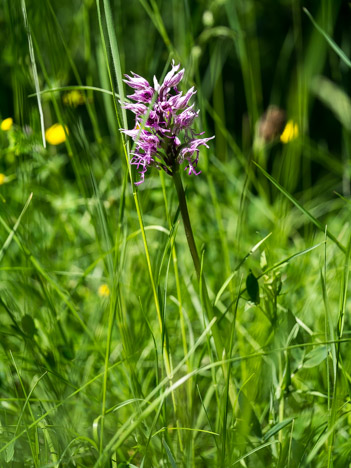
120 60 214 185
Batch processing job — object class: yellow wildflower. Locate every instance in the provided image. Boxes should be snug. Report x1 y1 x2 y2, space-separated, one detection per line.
0 174 5 185
1 117 13 131
98 284 110 297
45 123 68 145
280 120 299 143
63 90 85 107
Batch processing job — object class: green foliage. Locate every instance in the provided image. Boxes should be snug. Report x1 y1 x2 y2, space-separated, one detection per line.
1 0 351 467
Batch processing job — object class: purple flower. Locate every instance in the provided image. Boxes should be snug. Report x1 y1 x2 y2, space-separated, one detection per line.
122 102 147 116
124 72 152 92
168 87 196 110
120 60 214 184
174 104 199 130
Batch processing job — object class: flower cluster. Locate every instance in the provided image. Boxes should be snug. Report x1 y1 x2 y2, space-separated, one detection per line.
120 61 214 185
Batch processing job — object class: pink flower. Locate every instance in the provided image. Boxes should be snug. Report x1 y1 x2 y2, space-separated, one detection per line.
120 60 214 184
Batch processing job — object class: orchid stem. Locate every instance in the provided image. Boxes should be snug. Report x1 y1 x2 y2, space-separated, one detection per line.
173 170 201 280
172 169 237 409
173 171 219 345
172 170 213 321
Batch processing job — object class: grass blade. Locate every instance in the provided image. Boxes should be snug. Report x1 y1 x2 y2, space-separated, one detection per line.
254 162 345 253
21 0 46 147
0 193 32 264
303 8 351 68
101 0 127 128
231 441 279 466
162 439 178 468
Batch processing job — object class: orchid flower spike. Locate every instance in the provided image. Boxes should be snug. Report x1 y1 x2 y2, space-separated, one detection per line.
120 60 214 185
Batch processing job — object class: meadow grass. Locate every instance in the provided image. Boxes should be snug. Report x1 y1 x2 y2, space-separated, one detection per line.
1 0 351 467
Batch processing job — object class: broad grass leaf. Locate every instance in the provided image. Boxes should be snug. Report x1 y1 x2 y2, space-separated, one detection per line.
303 346 327 368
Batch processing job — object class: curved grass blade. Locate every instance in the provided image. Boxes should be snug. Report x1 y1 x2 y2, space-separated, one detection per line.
0 213 102 353
21 0 46 147
0 359 125 456
0 193 33 264
303 8 351 68
221 242 324 318
101 0 127 128
152 427 219 438
92 318 217 467
28 85 120 99
214 232 272 306
338 233 351 339
231 441 279 466
254 162 345 253
138 0 175 55
258 242 325 279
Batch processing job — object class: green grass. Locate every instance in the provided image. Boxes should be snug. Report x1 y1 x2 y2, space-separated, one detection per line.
1 0 351 466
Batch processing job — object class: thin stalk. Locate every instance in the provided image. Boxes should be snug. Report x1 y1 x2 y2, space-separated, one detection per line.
278 352 285 444
99 291 117 455
160 171 188 453
172 170 236 407
172 171 201 280
96 0 177 454
160 172 189 364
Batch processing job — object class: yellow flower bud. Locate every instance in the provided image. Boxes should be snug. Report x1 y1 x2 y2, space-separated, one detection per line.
280 120 299 144
45 123 68 145
1 117 13 131
98 284 110 297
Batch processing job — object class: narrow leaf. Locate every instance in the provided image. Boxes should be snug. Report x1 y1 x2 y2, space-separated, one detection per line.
21 0 46 147
254 162 345 253
303 8 351 68
0 193 33 264
162 438 178 468
231 440 278 466
263 418 294 442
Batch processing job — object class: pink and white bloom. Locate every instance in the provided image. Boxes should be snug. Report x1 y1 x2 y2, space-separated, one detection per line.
120 60 214 184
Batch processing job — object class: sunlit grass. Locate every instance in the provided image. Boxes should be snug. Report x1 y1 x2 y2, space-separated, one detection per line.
0 1 351 467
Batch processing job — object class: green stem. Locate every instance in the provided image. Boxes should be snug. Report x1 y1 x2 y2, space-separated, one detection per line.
172 172 221 348
172 171 201 280
172 170 237 410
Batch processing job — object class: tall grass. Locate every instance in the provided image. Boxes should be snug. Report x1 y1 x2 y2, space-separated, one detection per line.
1 0 351 467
